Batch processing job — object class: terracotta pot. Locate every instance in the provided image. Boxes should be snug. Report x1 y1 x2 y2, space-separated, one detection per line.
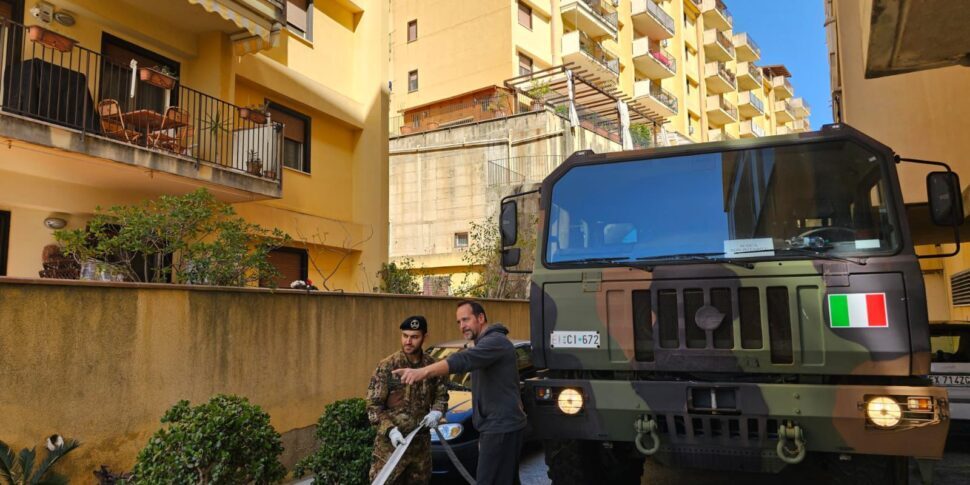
27 25 76 53
246 160 263 175
262 169 276 179
240 108 268 124
139 67 177 90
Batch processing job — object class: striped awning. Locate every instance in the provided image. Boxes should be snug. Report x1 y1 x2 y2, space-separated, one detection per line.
187 0 282 55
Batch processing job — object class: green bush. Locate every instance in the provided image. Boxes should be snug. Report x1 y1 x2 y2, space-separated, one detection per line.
293 398 375 485
132 395 286 484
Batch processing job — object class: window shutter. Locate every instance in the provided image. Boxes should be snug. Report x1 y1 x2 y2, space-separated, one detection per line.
287 0 309 33
518 2 532 29
267 106 306 143
408 20 417 42
263 249 307 287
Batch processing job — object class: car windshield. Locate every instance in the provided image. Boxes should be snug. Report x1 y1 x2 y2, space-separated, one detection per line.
427 347 471 389
545 140 900 265
930 328 970 363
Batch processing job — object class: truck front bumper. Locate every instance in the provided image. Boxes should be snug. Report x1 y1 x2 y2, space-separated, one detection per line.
525 379 949 470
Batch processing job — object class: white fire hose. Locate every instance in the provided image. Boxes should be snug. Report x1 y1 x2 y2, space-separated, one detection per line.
371 423 476 485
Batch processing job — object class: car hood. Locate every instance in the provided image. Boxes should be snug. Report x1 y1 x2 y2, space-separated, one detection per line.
444 390 472 423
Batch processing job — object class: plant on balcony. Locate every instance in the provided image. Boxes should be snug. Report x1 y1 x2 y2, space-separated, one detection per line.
246 149 263 176
240 101 270 124
139 65 178 90
132 395 286 484
630 123 652 148
526 80 552 110
54 188 290 287
0 435 80 485
26 25 76 52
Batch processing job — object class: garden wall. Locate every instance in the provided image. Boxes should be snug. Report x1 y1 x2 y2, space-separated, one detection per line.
0 278 529 481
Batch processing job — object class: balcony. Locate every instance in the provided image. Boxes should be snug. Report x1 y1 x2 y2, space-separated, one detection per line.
701 0 733 31
704 61 736 94
733 33 760 62
791 119 810 132
561 0 619 39
634 81 678 118
705 94 737 126
772 76 794 99
777 126 791 135
633 37 676 79
0 19 283 199
775 100 796 123
707 129 737 142
736 62 763 90
631 0 675 40
737 92 764 117
562 31 620 83
740 119 765 138
703 29 735 62
789 97 811 118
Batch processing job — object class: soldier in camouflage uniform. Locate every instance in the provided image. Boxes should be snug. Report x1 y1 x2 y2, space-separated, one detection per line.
367 315 449 485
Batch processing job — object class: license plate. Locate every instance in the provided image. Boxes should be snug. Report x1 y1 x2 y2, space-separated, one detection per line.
931 374 970 386
550 331 601 349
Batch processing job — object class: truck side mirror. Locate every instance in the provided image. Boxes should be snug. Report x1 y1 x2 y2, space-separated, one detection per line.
927 171 964 226
501 201 518 247
502 248 521 267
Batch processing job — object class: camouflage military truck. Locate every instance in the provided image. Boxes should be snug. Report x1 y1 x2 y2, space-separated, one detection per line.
499 124 960 483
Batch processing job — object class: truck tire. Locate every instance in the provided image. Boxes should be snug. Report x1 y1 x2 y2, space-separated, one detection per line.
544 439 644 485
789 453 909 485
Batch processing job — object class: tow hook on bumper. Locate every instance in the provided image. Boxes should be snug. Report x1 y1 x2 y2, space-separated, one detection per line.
634 416 660 456
776 422 806 464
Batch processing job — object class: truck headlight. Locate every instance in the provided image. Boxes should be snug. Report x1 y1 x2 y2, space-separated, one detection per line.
866 396 902 428
557 388 584 415
431 423 463 441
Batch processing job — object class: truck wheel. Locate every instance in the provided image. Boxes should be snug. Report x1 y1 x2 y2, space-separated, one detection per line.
791 453 909 485
544 439 644 485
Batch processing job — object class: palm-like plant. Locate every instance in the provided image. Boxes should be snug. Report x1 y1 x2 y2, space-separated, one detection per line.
0 436 80 485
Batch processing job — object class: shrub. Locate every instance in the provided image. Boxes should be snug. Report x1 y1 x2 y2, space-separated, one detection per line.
132 395 286 484
293 398 374 485
376 258 420 295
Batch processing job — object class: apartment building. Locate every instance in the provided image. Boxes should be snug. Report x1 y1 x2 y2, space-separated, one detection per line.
0 0 388 291
825 0 970 321
389 0 810 143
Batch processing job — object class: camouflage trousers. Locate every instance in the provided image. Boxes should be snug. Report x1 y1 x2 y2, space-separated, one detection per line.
369 433 432 485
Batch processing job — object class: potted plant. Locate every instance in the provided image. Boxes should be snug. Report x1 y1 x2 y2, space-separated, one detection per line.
27 25 76 52
526 81 552 111
246 150 263 176
139 65 178 90
239 101 270 124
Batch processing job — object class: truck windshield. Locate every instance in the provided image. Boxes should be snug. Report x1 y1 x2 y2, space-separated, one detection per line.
545 140 900 265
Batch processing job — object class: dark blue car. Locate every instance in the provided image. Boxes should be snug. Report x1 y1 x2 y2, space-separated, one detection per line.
426 339 535 483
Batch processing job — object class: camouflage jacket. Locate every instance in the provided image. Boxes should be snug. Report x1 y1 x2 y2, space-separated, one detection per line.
366 351 449 437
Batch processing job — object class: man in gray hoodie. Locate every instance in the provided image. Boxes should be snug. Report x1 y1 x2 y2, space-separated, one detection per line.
393 300 527 485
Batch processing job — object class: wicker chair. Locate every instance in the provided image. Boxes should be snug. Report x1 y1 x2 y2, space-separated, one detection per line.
97 99 141 144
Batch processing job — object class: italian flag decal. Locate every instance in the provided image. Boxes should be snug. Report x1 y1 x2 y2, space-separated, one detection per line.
828 293 888 328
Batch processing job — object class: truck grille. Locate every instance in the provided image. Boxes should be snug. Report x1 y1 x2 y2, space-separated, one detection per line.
647 412 780 446
632 286 795 364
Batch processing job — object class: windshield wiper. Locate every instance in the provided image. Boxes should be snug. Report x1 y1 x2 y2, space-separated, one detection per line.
560 256 654 271
636 252 755 270
729 247 867 266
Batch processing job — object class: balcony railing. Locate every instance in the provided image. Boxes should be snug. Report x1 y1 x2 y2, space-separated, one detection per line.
579 31 620 75
736 33 760 56
713 0 733 24
746 63 763 84
0 20 283 182
715 30 735 55
644 0 675 34
749 93 764 113
713 61 736 85
645 82 678 112
711 95 737 118
580 0 619 30
650 48 677 72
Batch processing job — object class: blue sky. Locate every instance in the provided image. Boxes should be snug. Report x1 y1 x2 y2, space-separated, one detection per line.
727 0 833 129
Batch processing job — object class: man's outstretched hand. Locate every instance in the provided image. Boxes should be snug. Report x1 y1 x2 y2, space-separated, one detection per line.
392 367 428 385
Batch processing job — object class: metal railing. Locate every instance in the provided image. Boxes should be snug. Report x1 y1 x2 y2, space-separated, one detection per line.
644 82 678 112
773 76 793 93
735 33 760 57
744 63 763 84
775 99 795 118
644 0 675 34
578 31 620 75
749 93 764 113
709 61 736 86
714 30 735 55
710 95 737 119
0 19 283 182
578 0 619 30
713 0 733 24
650 47 677 72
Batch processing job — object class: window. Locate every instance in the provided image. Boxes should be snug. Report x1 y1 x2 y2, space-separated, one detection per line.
407 19 417 42
100 34 180 114
518 54 533 76
454 232 469 248
262 247 309 288
287 0 313 40
267 101 311 173
518 2 532 29
0 0 17 21
0 210 9 276
408 70 419 92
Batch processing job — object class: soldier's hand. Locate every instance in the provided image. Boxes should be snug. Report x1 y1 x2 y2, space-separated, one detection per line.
392 367 426 385
389 427 406 448
420 410 443 428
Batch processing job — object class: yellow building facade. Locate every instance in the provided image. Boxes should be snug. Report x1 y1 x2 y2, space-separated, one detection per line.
389 0 810 144
0 0 388 291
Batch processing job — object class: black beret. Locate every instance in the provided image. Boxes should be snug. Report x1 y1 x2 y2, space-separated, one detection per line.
400 315 428 332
